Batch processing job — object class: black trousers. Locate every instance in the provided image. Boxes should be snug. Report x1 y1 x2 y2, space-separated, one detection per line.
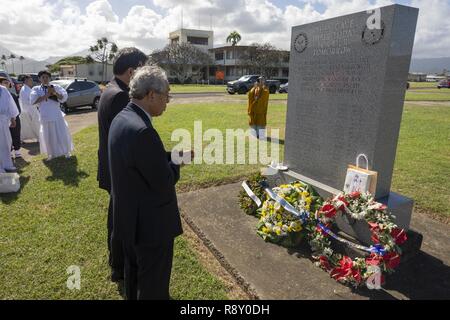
9 116 21 151
108 195 124 281
123 240 174 300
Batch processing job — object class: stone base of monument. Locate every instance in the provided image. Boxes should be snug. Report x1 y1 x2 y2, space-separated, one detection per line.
263 169 423 260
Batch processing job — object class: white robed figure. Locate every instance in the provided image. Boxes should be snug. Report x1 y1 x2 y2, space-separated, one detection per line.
0 85 19 172
30 71 73 160
19 76 40 141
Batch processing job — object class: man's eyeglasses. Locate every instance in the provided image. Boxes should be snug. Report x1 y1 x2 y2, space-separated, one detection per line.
158 91 173 102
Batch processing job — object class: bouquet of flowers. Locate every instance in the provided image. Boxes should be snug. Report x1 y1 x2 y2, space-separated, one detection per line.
257 181 322 248
238 172 267 217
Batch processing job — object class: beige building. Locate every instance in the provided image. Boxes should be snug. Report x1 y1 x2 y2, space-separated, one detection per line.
59 62 114 83
208 45 290 83
169 29 214 51
166 28 289 83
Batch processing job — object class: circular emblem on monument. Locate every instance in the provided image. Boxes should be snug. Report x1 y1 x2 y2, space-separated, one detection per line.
294 33 308 53
362 21 385 45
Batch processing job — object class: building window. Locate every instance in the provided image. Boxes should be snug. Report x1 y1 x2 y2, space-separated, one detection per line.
282 68 289 77
226 50 232 60
187 36 208 46
215 51 224 61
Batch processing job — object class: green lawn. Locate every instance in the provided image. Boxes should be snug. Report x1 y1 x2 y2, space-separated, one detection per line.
0 128 230 300
1 101 449 299
405 91 450 101
392 104 450 216
153 103 286 190
235 90 450 102
409 82 441 89
171 84 226 94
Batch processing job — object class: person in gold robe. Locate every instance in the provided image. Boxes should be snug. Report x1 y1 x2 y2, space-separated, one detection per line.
248 77 269 139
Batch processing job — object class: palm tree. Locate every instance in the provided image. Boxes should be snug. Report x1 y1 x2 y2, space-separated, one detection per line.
89 37 118 82
19 56 25 73
226 31 242 46
8 54 16 74
1 55 7 72
226 31 242 76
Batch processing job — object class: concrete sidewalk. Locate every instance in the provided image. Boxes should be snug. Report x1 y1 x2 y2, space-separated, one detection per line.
178 183 450 300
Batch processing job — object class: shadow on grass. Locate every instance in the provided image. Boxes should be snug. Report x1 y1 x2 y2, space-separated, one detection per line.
21 142 40 156
0 157 32 204
266 137 285 146
0 175 31 205
43 156 89 187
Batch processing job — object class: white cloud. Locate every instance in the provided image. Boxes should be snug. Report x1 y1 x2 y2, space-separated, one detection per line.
0 0 448 60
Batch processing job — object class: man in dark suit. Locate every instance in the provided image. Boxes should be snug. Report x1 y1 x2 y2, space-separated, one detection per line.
109 65 193 300
97 48 148 283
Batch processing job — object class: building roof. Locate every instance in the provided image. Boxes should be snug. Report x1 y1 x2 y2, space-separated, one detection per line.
209 45 289 53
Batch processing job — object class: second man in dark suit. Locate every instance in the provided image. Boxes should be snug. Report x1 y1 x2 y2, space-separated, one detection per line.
109 65 194 299
97 48 148 283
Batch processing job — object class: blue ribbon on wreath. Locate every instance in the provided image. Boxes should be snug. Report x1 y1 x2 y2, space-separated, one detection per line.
249 180 387 256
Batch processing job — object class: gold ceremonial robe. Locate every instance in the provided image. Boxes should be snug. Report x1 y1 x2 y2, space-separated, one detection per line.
248 86 269 126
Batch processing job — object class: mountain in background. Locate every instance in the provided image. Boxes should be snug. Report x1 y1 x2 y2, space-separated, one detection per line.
1 42 449 75
409 57 450 74
0 43 91 74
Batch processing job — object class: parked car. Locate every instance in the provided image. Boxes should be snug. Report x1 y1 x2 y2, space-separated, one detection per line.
18 73 40 87
0 70 18 96
227 75 281 95
437 79 450 89
279 82 288 93
51 78 101 113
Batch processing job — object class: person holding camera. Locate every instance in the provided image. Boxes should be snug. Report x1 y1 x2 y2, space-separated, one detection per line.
30 71 73 160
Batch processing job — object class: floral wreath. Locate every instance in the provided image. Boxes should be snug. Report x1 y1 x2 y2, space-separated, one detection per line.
256 181 322 248
307 191 408 287
238 173 267 216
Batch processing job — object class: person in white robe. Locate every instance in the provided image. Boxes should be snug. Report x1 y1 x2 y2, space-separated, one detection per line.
30 70 73 160
0 81 19 173
19 75 40 142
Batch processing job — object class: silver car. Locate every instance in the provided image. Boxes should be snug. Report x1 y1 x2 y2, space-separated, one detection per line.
51 79 101 113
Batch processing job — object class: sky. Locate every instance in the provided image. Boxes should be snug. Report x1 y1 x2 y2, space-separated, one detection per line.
0 0 448 61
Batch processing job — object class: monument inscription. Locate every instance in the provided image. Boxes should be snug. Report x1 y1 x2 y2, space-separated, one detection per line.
284 4 419 200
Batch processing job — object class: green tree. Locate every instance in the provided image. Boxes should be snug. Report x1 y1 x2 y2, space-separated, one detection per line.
48 56 89 74
239 43 283 78
150 42 212 84
8 54 16 74
226 31 242 46
1 55 7 72
19 56 25 73
226 31 242 66
89 37 118 82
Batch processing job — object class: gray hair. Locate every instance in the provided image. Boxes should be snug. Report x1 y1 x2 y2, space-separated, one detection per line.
129 66 169 99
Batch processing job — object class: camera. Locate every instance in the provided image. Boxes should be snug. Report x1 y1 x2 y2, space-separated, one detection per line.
44 85 59 102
